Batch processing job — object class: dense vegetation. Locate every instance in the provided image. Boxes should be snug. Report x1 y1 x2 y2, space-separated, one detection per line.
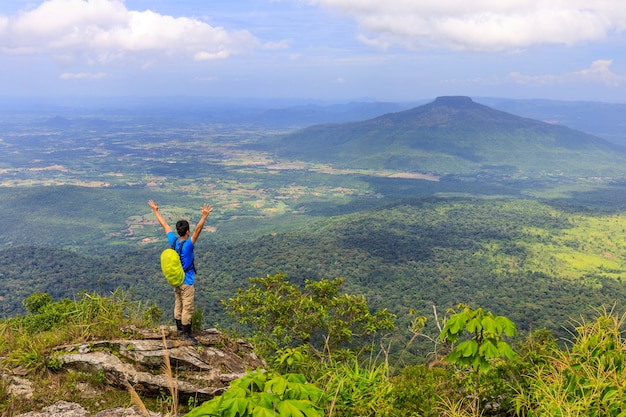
4 278 626 416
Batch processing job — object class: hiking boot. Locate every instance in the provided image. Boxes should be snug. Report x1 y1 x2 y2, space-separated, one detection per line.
182 324 198 345
175 319 184 337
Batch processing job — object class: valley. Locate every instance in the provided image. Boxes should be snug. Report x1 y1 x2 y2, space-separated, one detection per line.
2 96 626 353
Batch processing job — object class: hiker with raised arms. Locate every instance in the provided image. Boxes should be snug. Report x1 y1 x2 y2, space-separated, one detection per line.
148 199 212 344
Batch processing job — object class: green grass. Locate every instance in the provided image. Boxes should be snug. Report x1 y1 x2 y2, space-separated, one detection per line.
521 213 626 279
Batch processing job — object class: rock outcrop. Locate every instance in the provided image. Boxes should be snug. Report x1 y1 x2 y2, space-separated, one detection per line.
5 326 266 416
55 327 265 401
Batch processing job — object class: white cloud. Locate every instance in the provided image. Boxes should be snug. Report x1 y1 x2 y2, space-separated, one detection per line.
0 0 260 62
308 0 626 51
509 60 626 86
573 59 626 86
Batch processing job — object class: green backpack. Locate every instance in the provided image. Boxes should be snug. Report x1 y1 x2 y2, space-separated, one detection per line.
160 238 192 287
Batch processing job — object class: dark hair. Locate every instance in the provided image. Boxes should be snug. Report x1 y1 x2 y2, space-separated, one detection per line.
176 220 190 237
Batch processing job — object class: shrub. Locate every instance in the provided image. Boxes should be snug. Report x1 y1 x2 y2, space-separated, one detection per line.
22 292 54 314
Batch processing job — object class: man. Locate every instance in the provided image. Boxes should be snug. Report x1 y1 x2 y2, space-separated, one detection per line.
148 199 212 343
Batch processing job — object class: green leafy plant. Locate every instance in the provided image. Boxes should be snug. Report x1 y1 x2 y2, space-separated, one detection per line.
475 328 558 416
185 369 325 417
439 304 517 415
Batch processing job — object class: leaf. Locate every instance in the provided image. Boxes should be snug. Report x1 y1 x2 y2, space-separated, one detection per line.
448 315 464 335
496 340 516 360
456 340 478 358
266 375 288 395
479 339 499 359
277 399 310 417
471 354 483 371
185 398 223 417
237 370 267 393
496 316 517 337
226 386 249 399
286 373 307 384
257 392 280 409
446 349 461 363
302 406 324 417
466 317 482 333
222 397 249 417
282 379 323 402
481 315 497 335
253 405 278 417
601 386 618 402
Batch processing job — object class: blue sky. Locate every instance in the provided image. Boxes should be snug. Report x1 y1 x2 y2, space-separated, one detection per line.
1 0 626 102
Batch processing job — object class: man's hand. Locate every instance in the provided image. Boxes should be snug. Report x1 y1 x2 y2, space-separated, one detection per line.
148 199 171 234
148 199 159 212
192 203 212 244
201 203 212 218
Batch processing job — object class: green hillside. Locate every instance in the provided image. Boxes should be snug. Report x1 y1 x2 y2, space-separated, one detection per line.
4 197 626 346
275 96 626 177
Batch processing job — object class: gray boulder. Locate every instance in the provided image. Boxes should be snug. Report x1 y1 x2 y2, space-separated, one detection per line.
54 327 265 401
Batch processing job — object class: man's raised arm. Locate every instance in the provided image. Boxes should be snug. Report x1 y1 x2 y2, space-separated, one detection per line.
148 200 172 235
191 203 212 244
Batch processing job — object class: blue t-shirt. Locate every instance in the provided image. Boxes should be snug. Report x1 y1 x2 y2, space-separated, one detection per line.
167 231 195 285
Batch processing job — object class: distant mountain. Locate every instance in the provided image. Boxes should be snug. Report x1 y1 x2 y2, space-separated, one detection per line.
274 96 626 178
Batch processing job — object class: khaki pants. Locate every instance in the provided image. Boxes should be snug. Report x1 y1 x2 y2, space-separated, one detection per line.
174 284 194 326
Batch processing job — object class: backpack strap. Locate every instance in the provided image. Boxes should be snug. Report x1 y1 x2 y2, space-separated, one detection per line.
173 238 196 273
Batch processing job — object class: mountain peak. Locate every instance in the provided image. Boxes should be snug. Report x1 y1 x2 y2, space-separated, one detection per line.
432 96 474 106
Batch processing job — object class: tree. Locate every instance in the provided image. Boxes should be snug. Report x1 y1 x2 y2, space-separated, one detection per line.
223 273 396 359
